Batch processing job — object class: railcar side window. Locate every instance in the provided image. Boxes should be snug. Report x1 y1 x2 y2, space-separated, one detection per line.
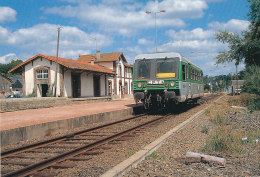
188 67 191 79
182 65 186 81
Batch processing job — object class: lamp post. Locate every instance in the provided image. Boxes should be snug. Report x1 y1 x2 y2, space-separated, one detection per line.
145 10 166 52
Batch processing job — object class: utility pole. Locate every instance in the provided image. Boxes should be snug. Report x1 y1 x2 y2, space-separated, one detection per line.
54 26 61 97
236 64 238 94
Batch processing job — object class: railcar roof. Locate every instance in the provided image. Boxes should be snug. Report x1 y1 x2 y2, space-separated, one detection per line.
134 52 202 71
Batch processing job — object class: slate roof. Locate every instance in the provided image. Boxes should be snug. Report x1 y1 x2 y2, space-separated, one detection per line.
9 54 114 75
78 52 127 63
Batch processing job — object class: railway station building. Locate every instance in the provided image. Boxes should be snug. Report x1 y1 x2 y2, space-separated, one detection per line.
8 54 114 98
78 50 133 99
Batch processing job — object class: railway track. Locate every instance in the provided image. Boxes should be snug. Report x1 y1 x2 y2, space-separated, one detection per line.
1 113 172 177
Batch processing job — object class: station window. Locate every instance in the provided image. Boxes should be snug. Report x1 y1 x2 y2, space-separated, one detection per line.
37 69 48 79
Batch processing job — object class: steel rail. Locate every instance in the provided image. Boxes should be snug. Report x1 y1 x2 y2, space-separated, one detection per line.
2 114 171 177
1 114 146 158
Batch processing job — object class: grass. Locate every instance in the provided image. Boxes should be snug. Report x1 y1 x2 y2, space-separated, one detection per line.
202 95 260 155
203 126 245 154
206 103 229 126
145 151 166 160
201 126 209 134
145 151 159 160
128 150 136 156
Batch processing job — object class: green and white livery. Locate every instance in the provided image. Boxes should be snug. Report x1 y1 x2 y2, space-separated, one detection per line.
133 52 204 109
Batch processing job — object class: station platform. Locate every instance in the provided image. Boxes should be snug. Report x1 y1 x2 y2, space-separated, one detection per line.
0 99 140 146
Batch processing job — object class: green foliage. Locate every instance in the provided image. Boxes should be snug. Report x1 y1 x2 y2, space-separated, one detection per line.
247 97 260 111
215 0 260 67
26 91 35 98
204 109 210 115
239 93 260 111
215 32 243 65
210 115 224 125
242 65 260 95
128 150 136 156
201 126 209 134
145 151 159 160
203 75 233 92
0 59 23 76
46 90 53 97
203 129 245 154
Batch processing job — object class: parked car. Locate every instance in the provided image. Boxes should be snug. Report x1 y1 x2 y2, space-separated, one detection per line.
7 94 22 98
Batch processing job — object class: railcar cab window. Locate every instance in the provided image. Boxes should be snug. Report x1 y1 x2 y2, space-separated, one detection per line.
36 69 48 79
135 59 151 79
156 58 178 78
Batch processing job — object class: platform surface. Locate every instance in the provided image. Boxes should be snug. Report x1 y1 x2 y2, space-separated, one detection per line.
0 99 135 131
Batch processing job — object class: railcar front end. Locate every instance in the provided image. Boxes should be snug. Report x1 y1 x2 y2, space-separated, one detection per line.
133 53 204 110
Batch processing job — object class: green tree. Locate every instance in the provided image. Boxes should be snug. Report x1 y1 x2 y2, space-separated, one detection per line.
215 0 260 67
0 59 23 76
242 65 260 95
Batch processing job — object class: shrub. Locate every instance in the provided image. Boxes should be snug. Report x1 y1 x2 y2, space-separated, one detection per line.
242 65 260 95
230 93 260 111
247 96 260 111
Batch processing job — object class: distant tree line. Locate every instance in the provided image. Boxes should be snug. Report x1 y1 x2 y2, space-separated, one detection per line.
0 59 23 77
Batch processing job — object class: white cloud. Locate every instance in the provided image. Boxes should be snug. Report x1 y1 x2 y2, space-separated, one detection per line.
0 7 17 23
44 0 211 35
159 40 222 53
118 45 143 64
0 53 18 64
208 19 250 33
166 28 213 40
138 38 153 45
0 24 112 59
145 0 208 19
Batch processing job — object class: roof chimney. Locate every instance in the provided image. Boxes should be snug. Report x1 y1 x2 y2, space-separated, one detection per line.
91 59 94 65
96 50 101 60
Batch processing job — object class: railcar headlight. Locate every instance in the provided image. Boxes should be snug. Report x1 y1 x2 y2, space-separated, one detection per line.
165 83 169 87
143 84 146 88
138 82 142 88
170 82 175 87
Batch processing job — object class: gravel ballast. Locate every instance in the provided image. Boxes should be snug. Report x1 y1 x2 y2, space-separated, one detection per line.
124 95 260 177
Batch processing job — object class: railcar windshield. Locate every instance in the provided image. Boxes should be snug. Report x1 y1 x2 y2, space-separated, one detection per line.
134 59 151 79
156 58 179 78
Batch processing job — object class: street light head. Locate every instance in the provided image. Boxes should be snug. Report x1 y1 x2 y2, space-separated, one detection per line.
160 10 166 12
145 11 151 14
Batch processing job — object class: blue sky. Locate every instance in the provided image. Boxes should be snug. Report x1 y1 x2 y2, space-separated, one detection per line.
0 0 250 76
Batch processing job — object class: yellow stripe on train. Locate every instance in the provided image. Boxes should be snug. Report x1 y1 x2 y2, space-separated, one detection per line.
156 73 176 78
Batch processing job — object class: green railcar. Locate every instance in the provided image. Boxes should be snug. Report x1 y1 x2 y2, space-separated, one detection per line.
133 52 204 109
